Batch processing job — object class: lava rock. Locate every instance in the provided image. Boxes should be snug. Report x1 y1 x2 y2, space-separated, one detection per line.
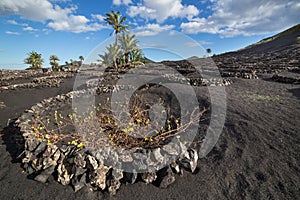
57 162 73 185
157 166 176 189
124 172 138 184
34 165 56 183
72 173 87 192
180 148 199 173
90 163 111 190
170 161 183 175
163 143 180 156
152 148 164 163
33 141 47 155
86 155 98 170
142 171 157 184
108 178 121 195
25 138 40 152
112 169 123 181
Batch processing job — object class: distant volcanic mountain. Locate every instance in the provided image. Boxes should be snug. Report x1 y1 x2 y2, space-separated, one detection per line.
209 24 300 75
236 23 300 54
162 24 299 78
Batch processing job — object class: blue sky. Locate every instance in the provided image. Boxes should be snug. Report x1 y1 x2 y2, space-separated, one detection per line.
0 0 299 69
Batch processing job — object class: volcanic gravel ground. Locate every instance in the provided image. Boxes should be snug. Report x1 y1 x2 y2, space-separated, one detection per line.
0 74 299 199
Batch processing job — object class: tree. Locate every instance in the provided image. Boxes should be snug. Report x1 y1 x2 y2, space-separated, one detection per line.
49 55 60 71
24 51 44 69
79 56 84 62
79 56 84 66
70 59 78 69
105 11 130 45
98 44 121 68
129 49 145 66
119 33 138 65
98 52 111 67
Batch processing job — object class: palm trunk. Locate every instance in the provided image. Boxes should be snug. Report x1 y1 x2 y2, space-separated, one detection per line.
113 58 117 69
115 31 118 45
125 52 129 65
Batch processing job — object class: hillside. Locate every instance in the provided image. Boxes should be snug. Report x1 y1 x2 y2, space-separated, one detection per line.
237 23 300 54
208 24 300 76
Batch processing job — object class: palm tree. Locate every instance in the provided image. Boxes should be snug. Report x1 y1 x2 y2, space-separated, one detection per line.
79 56 84 66
98 52 111 67
24 51 44 69
69 59 78 69
119 33 138 65
49 55 60 71
129 49 145 67
98 44 121 68
79 56 84 62
105 11 130 45
206 48 212 54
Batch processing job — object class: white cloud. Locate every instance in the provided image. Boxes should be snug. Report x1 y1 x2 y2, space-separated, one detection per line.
5 31 21 35
113 0 132 6
7 20 28 26
184 42 199 47
181 0 300 37
185 41 212 47
140 43 168 48
91 14 105 22
134 23 175 36
23 26 38 31
0 0 69 22
42 28 51 35
47 15 106 33
0 0 106 33
169 30 179 36
199 41 213 45
127 6 156 21
7 20 17 25
127 0 199 23
50 0 71 2
181 18 219 34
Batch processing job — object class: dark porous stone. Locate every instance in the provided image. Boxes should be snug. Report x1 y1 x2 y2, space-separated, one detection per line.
86 155 98 170
142 171 157 184
72 173 87 192
112 169 123 181
163 143 180 156
90 163 111 190
157 166 176 189
23 163 35 174
119 154 133 163
34 142 47 155
34 165 56 183
170 161 183 175
43 145 58 158
34 173 50 183
179 148 199 173
57 162 73 185
152 148 164 163
31 158 43 171
74 152 86 168
73 167 86 177
108 179 121 196
26 139 40 152
59 144 72 154
124 172 138 184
